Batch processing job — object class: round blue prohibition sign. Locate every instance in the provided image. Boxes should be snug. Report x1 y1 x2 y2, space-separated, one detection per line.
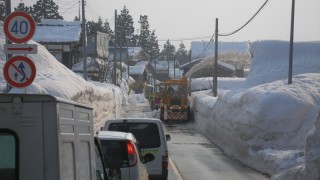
4 56 36 88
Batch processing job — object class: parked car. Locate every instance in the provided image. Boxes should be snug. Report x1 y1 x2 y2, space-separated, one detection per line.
102 118 171 180
97 131 154 180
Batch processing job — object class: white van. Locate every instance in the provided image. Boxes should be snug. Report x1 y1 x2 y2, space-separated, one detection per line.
97 131 155 180
102 118 170 180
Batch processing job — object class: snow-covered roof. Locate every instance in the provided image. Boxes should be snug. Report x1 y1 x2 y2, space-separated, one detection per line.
152 60 175 71
33 19 82 43
128 47 142 57
128 61 148 75
129 65 146 75
191 41 250 59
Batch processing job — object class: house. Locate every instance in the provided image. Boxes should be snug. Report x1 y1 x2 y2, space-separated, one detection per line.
185 58 236 78
33 19 82 69
109 46 150 65
186 41 251 77
151 60 182 81
86 31 109 60
78 31 110 80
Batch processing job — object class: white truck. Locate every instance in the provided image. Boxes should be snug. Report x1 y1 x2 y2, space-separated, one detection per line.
0 94 108 180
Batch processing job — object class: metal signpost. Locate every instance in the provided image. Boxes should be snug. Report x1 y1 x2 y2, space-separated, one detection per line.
3 11 37 89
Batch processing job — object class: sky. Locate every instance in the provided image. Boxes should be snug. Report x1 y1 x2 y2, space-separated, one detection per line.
0 20 320 179
10 0 320 49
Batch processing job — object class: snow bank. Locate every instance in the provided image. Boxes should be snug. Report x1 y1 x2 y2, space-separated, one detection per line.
192 40 320 179
0 21 127 131
245 40 320 87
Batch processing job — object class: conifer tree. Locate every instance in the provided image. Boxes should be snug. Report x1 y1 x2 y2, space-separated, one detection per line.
74 16 80 21
174 42 190 65
14 3 32 14
87 17 104 34
0 2 5 22
160 40 176 61
31 0 63 23
103 19 114 45
138 15 159 61
115 6 134 48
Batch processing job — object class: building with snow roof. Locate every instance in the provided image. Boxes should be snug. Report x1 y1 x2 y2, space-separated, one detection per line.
33 19 82 69
33 19 109 70
182 41 252 77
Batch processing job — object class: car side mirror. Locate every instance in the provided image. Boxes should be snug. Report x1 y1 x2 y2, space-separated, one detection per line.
143 153 155 163
166 134 171 141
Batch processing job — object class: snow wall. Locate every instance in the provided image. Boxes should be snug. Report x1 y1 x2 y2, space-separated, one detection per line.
193 40 320 179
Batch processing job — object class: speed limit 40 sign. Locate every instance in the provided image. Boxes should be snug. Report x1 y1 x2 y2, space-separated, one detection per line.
3 11 36 44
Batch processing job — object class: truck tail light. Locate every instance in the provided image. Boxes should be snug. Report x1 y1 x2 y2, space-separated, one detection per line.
162 151 169 169
127 140 137 167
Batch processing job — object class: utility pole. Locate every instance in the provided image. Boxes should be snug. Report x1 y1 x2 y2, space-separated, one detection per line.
173 61 176 79
43 0 46 19
213 18 218 97
113 10 117 85
288 0 295 84
126 35 133 81
78 1 81 20
5 0 12 92
81 0 87 80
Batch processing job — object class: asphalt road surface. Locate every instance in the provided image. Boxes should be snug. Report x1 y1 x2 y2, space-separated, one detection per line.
124 100 269 180
165 122 269 180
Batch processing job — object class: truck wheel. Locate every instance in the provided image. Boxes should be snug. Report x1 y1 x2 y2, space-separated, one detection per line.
160 107 164 121
187 106 192 121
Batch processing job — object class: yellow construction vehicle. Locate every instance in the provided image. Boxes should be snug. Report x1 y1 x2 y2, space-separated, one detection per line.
160 76 191 121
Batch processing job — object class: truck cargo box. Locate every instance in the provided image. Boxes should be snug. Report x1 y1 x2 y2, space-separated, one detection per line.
0 94 107 180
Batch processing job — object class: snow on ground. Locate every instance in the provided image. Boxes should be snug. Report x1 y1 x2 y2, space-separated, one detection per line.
0 18 319 179
190 40 320 179
0 21 127 131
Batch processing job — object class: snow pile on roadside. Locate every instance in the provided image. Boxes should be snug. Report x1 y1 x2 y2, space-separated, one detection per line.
192 40 320 179
0 21 127 131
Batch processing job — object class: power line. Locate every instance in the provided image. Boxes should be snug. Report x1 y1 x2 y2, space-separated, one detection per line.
193 0 269 58
219 0 269 36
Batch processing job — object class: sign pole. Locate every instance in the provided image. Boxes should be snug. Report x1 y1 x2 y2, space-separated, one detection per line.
5 0 12 91
3 10 37 90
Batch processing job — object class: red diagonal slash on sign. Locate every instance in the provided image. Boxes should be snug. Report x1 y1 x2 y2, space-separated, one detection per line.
10 62 29 81
11 63 22 75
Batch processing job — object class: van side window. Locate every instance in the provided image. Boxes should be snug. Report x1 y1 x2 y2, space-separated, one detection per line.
0 130 18 180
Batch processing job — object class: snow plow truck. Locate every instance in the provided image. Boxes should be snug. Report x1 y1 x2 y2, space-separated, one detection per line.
160 76 191 122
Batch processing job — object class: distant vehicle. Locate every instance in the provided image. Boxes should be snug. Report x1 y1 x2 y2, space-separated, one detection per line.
102 118 171 180
0 94 108 180
152 83 165 110
160 76 191 121
97 131 155 180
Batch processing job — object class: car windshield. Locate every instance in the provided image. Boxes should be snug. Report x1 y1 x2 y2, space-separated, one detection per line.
108 123 161 149
100 140 128 168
